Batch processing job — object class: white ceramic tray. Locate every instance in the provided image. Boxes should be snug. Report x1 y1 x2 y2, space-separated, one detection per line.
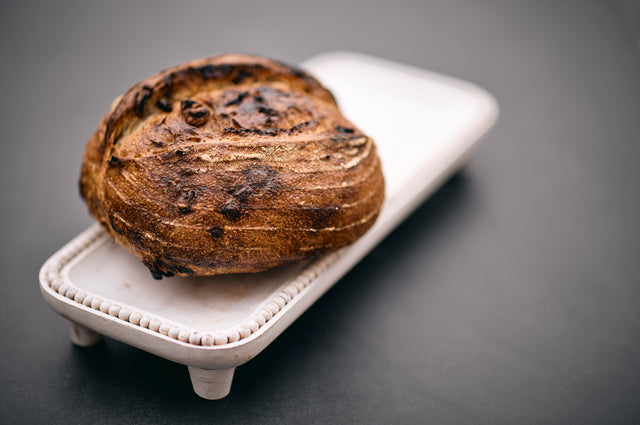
39 52 498 399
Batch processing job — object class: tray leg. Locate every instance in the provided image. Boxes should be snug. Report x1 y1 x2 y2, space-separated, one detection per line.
187 366 235 400
66 320 102 347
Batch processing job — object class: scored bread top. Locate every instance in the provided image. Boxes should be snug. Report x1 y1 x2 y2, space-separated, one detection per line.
80 54 385 279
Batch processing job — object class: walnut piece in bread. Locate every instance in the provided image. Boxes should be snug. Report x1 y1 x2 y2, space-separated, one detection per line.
79 54 385 279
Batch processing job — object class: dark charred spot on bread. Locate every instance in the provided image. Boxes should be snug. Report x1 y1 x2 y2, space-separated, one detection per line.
290 120 313 132
192 63 234 80
155 98 173 112
224 91 249 106
220 199 242 221
108 155 123 168
181 99 198 108
144 260 174 280
336 126 355 134
257 106 279 116
222 127 283 136
146 255 199 279
159 74 174 97
222 126 247 136
330 133 362 142
180 99 210 126
232 68 252 84
208 226 224 239
188 63 262 85
162 257 195 276
134 85 154 118
145 266 164 280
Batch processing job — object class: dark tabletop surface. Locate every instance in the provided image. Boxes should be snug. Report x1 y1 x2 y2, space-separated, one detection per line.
1 1 639 424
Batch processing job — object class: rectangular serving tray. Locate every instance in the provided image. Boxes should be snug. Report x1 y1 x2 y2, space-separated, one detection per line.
39 52 498 399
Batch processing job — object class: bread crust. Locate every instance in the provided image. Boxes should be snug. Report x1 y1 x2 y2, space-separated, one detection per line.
79 54 385 278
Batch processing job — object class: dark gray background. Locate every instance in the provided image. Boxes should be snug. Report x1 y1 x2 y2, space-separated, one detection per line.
1 0 639 424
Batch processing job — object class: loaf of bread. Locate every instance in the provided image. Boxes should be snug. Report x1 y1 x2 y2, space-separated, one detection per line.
80 54 385 278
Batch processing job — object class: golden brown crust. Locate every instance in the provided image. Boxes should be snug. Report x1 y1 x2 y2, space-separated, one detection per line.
79 54 385 278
